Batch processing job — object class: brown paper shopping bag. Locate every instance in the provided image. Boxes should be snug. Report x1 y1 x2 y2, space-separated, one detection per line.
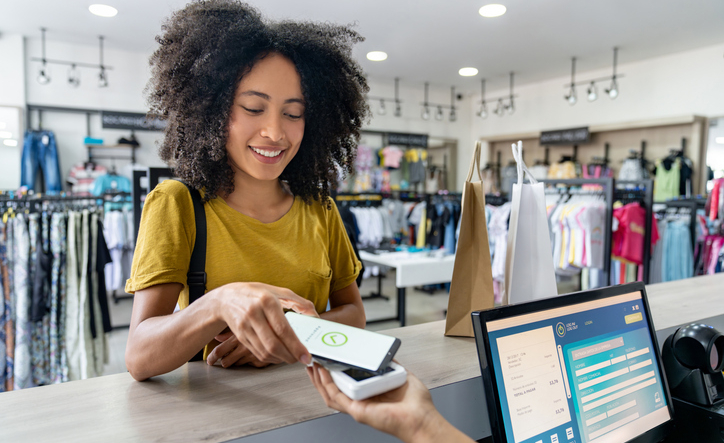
445 141 495 337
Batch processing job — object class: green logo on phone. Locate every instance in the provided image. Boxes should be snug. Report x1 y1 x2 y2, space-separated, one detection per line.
322 332 348 347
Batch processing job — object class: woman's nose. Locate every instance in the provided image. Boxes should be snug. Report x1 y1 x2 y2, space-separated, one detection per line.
259 114 284 142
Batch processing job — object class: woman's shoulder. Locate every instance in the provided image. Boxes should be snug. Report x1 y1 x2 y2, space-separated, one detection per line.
146 179 195 211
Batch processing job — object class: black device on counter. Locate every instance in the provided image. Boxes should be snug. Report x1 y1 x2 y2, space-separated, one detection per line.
473 282 675 443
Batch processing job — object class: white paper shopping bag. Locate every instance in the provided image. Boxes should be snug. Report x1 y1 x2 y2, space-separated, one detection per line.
503 141 558 305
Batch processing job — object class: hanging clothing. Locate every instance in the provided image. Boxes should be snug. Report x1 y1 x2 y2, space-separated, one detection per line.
67 163 108 197
21 131 63 194
653 158 681 202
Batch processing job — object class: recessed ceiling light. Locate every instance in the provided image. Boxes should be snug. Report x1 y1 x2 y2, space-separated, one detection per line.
366 51 388 62
459 67 479 77
479 4 507 18
89 4 118 18
716 137 724 144
3 139 18 147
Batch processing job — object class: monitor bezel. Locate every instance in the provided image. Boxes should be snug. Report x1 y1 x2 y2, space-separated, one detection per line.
472 281 676 443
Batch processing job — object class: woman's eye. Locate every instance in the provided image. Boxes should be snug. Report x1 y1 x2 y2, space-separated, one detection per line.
285 113 303 120
241 106 262 114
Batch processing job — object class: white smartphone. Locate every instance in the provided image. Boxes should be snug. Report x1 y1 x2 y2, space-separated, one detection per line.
285 312 401 374
329 361 408 401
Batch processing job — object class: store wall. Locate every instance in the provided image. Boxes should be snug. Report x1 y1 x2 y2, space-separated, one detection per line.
23 36 165 191
0 34 27 189
467 42 724 169
365 78 473 192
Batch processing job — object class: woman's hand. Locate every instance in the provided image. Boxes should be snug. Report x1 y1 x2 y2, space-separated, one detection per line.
306 364 474 443
214 282 317 366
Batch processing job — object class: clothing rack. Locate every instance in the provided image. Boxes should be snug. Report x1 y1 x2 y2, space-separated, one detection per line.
615 179 654 283
661 197 707 253
540 178 615 284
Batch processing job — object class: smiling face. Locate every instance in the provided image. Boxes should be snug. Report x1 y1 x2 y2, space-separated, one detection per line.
226 53 306 185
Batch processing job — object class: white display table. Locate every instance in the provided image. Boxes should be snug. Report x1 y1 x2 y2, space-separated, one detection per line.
359 250 456 326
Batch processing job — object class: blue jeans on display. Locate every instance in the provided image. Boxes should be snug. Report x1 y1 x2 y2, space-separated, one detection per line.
20 131 62 194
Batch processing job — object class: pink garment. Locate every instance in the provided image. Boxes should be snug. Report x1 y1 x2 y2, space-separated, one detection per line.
612 203 660 266
381 146 404 168
710 179 724 221
708 237 724 275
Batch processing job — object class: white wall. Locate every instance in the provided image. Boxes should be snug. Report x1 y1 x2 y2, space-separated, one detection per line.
365 78 473 192
0 34 26 189
466 42 724 176
23 36 165 192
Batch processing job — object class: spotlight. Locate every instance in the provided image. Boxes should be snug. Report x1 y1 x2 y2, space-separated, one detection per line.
378 99 387 116
394 102 402 117
68 64 80 87
507 98 515 115
98 68 108 88
435 105 444 121
587 81 597 101
606 78 618 99
421 106 430 120
449 108 457 122
565 86 577 105
37 64 51 85
477 102 488 119
494 98 505 116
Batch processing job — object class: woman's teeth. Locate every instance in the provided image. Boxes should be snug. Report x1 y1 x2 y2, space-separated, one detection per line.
251 147 282 157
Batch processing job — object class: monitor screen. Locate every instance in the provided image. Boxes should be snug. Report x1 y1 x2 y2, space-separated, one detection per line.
473 283 674 443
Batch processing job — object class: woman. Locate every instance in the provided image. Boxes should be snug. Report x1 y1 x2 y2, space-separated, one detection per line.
125 0 369 381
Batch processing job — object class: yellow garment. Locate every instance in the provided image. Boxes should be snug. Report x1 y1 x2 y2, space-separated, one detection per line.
548 161 577 179
404 148 428 163
416 205 427 248
126 180 361 355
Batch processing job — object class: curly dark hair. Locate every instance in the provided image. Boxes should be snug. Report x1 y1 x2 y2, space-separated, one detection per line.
146 0 370 203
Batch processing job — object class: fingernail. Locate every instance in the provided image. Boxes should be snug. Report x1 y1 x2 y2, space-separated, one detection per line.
300 354 312 366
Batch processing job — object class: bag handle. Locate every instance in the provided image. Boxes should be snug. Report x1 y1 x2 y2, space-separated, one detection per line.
467 140 484 182
511 140 538 185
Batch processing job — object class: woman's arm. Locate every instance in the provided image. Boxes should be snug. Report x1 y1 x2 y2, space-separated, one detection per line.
125 282 315 381
320 282 366 328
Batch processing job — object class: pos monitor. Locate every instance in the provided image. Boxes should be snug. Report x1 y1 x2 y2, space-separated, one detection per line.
473 282 675 443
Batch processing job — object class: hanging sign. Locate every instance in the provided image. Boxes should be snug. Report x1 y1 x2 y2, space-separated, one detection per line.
540 127 590 145
101 111 167 131
386 132 428 147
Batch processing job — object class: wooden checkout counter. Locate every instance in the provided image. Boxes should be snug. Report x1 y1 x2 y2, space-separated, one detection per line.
1 273 723 442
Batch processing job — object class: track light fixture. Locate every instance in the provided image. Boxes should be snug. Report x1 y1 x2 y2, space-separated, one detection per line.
421 82 431 120
418 83 459 122
33 28 113 88
605 47 619 99
564 57 577 105
449 86 457 122
68 64 80 87
37 28 51 85
477 79 488 119
506 72 515 115
366 77 403 118
562 47 623 105
494 98 505 116
587 81 597 101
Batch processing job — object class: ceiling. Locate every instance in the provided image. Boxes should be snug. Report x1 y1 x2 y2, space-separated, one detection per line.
2 0 724 93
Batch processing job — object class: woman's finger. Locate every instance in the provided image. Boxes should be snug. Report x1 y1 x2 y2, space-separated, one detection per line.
207 334 240 365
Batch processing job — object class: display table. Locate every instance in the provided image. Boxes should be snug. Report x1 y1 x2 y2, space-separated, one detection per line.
359 250 456 326
1 273 723 442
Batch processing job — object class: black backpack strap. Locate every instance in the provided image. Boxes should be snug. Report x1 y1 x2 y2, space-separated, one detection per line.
176 179 207 362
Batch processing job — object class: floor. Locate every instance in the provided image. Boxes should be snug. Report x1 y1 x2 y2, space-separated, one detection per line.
102 270 451 376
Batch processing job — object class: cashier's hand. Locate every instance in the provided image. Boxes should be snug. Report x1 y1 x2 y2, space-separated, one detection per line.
306 364 474 443
215 282 318 367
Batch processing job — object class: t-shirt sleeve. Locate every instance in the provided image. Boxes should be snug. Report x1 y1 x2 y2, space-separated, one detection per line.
124 180 195 294
327 197 362 293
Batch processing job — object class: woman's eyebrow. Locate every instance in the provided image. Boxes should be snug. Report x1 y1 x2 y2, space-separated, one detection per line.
240 90 305 105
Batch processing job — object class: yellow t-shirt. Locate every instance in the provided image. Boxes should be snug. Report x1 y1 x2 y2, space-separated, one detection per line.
125 180 362 315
